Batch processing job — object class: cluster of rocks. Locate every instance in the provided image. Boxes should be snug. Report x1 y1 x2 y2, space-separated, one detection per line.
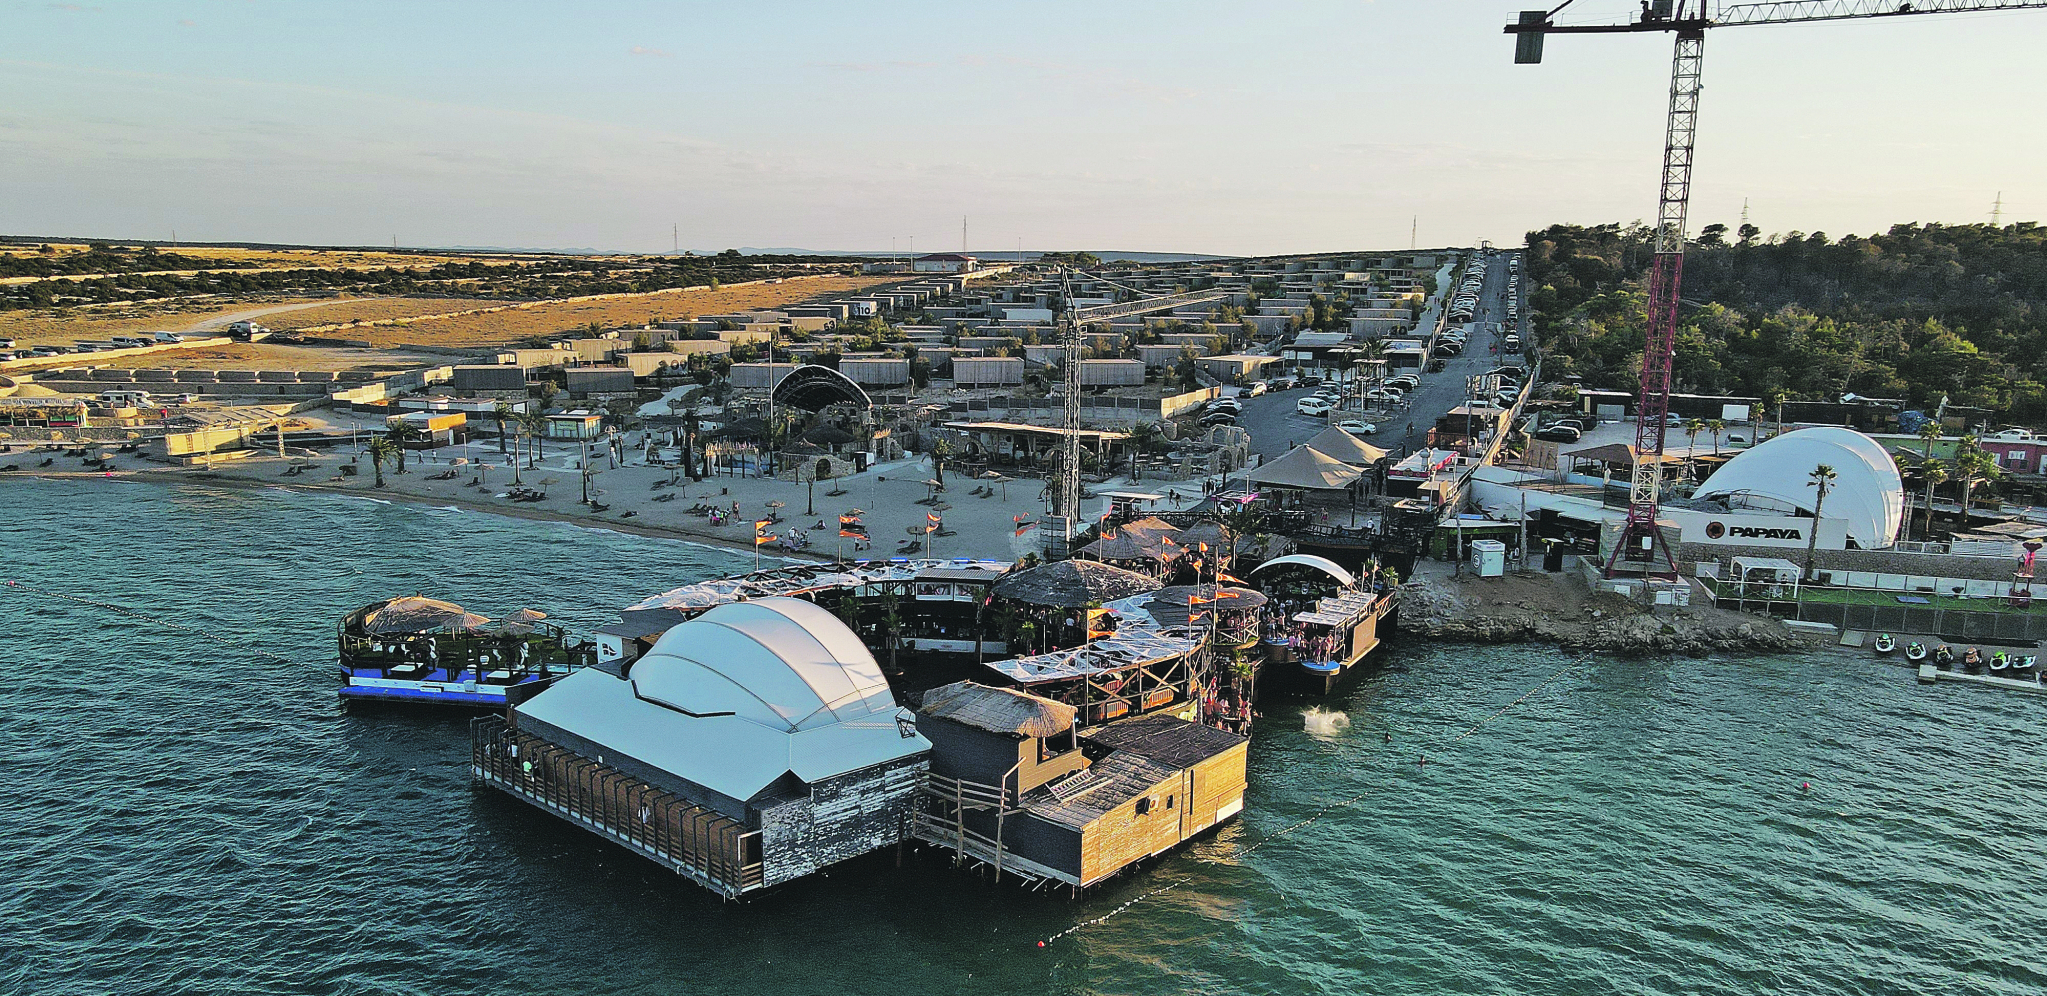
1398 571 1810 655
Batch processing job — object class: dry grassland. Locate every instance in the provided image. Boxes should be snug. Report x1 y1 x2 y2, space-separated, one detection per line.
0 298 331 345
333 275 900 349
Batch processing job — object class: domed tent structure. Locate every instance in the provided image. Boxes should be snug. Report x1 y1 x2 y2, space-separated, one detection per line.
481 596 930 897
1693 426 1904 548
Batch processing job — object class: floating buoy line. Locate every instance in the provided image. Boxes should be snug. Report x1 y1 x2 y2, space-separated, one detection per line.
4 579 295 664
1036 659 1580 949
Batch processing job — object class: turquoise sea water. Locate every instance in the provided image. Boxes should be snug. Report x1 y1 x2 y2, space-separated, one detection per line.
4 476 2044 996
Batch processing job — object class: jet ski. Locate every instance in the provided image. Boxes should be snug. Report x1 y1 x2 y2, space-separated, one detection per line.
1934 644 1955 667
1873 633 1897 655
1905 641 1927 662
1989 651 2012 674
1963 646 1984 671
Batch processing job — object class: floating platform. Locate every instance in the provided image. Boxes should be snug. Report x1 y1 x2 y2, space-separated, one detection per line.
1917 663 2047 696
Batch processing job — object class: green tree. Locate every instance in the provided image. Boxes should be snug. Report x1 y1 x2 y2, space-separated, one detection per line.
1917 421 1943 462
519 410 549 462
1706 419 1725 456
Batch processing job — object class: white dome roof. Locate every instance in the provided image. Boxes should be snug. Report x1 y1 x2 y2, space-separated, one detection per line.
630 597 895 732
1694 426 1903 547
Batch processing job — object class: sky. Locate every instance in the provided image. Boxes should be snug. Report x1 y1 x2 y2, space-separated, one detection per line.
2 0 2043 256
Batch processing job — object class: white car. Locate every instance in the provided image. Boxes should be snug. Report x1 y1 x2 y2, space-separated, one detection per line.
1296 397 1334 417
1365 389 1405 404
1336 420 1379 436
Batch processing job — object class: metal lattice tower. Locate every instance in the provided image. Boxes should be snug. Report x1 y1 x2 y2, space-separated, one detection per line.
1058 267 1083 535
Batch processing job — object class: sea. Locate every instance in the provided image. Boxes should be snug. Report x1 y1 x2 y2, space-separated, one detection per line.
4 476 2043 996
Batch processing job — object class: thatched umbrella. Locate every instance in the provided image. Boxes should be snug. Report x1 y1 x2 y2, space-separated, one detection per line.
992 559 1162 608
361 595 484 635
1143 585 1268 628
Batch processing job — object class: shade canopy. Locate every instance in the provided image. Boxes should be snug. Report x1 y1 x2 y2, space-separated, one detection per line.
1305 426 1389 465
360 596 489 635
1142 585 1269 628
1250 553 1357 588
1246 445 1365 491
1695 426 1904 548
992 559 1163 608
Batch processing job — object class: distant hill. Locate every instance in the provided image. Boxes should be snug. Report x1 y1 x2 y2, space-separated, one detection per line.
1525 221 2047 421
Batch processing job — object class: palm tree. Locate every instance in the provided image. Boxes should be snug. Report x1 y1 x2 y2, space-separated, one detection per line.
1920 460 1948 539
1803 463 1838 582
1952 436 1999 531
365 436 398 488
1683 419 1705 481
1917 421 1943 462
1706 419 1725 456
519 411 548 463
383 424 414 474
492 401 514 455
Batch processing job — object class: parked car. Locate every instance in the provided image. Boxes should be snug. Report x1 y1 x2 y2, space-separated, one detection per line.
1336 420 1379 436
0 337 17 348
1268 377 1296 391
1208 398 1242 413
29 344 68 356
1199 411 1239 427
1242 382 1267 397
151 331 186 344
1364 389 1405 404
1533 425 1582 443
1296 397 1334 417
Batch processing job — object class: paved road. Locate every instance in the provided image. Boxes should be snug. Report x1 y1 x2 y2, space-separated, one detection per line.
1235 251 1524 461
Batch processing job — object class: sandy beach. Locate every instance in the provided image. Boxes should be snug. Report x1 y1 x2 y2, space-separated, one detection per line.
7 438 1219 563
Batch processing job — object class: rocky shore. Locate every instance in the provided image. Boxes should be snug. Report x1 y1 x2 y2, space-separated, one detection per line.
1399 568 1813 655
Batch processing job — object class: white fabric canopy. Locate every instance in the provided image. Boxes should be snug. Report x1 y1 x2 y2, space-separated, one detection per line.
1695 426 1904 548
1305 426 1389 465
1246 445 1365 491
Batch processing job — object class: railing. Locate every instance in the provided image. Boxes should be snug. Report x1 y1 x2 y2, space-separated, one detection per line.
470 717 763 895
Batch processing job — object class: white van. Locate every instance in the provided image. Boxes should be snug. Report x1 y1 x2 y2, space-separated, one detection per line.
152 331 186 344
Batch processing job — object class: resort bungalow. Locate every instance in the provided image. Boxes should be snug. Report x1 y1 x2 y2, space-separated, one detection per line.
914 682 1248 889
472 598 932 898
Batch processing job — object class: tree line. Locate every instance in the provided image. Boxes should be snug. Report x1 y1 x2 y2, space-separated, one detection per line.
1525 220 2047 421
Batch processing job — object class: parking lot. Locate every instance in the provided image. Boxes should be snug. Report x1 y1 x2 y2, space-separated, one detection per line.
1225 250 1525 460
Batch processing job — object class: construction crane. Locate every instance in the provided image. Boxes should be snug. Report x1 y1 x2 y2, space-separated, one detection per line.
1505 0 2047 580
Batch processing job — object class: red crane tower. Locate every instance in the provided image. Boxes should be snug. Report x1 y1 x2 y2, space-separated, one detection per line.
1506 0 2047 580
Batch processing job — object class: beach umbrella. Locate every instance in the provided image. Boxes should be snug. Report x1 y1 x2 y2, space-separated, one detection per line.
766 500 785 508
980 470 1011 500
846 508 867 516
361 595 480 635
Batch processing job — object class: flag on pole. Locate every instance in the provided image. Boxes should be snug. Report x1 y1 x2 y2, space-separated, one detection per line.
926 512 941 533
1014 520 1036 537
838 514 866 536
1217 571 1246 585
754 518 775 545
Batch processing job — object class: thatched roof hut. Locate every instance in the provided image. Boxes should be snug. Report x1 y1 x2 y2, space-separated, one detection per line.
919 681 1075 738
361 595 490 635
992 559 1162 608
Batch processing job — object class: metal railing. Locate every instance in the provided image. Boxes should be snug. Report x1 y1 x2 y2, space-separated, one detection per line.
470 717 763 895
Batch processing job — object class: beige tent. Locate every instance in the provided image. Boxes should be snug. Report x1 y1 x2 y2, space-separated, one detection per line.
1246 445 1364 491
1305 426 1389 465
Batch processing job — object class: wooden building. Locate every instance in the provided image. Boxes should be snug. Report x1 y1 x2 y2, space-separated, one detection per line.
914 682 1248 889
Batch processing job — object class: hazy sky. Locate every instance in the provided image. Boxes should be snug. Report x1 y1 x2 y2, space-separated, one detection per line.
3 1 2042 255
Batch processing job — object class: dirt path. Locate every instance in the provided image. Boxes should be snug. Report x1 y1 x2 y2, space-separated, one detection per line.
178 301 347 332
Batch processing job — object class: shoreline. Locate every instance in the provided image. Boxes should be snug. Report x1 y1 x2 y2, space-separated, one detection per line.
10 465 838 563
